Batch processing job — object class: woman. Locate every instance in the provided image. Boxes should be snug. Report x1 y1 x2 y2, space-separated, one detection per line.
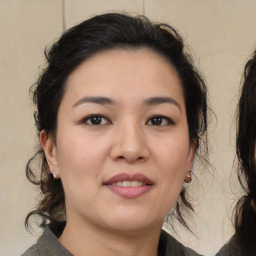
216 52 256 256
22 13 208 256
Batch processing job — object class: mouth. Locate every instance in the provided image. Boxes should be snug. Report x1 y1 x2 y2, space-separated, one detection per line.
104 173 154 186
110 181 146 187
103 173 154 198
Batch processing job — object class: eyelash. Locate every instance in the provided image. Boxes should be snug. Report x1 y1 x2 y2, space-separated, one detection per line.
146 115 175 126
80 114 111 126
80 114 174 126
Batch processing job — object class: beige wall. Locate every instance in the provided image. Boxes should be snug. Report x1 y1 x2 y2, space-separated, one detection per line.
1 1 256 255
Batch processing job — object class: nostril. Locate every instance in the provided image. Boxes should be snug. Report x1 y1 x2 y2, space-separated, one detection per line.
116 155 144 162
111 144 149 163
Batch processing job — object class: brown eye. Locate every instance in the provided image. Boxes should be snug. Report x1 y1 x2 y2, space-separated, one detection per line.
82 114 110 126
146 115 174 126
151 117 163 125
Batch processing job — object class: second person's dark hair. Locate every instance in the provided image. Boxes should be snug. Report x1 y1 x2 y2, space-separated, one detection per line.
233 51 256 254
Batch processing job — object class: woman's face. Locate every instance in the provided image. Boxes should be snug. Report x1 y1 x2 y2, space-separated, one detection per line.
42 48 195 233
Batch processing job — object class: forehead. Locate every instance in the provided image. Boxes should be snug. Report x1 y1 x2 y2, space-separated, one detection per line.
63 48 184 106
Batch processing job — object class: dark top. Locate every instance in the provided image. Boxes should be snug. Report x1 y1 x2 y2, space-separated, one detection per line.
215 236 255 256
21 223 202 256
215 240 232 256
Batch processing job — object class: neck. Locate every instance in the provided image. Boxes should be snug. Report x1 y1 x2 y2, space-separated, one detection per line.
58 217 162 256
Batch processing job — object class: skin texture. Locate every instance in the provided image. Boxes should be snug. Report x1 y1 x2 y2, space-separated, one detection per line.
40 48 195 256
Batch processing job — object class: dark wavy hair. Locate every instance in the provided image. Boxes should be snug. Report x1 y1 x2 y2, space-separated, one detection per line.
25 13 208 232
233 51 256 254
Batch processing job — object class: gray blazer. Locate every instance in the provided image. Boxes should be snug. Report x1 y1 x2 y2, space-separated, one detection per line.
22 224 202 256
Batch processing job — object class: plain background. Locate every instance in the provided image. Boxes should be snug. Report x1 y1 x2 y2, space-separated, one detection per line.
1 1 256 255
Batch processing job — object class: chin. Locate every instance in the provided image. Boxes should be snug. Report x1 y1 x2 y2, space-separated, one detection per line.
107 222 151 233
102 213 162 233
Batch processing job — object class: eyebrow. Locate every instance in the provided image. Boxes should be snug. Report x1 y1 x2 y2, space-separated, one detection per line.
73 96 181 111
73 96 116 108
143 97 181 111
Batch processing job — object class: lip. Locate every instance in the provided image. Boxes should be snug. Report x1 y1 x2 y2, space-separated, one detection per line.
104 173 154 185
103 173 154 199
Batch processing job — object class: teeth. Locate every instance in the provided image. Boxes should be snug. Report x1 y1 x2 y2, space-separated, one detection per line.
123 181 130 187
131 181 139 187
111 181 145 187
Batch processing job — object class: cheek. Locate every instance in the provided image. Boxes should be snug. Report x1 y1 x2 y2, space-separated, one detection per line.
56 140 103 203
155 138 190 175
153 145 189 217
56 132 111 182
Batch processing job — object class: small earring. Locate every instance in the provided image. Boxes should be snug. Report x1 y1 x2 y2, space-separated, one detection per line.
184 169 192 183
52 172 57 179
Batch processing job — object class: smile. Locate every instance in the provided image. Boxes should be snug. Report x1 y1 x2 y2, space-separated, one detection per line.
104 173 154 198
110 181 146 187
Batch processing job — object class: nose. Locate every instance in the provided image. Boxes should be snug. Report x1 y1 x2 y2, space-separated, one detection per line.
110 122 150 164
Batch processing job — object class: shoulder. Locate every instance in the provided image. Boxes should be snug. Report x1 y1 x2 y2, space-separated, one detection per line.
159 229 203 256
21 223 72 256
215 236 245 256
215 241 231 256
21 245 39 256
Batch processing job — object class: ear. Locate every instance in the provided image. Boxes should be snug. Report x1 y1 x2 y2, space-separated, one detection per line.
40 130 60 178
184 140 197 182
187 139 197 169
